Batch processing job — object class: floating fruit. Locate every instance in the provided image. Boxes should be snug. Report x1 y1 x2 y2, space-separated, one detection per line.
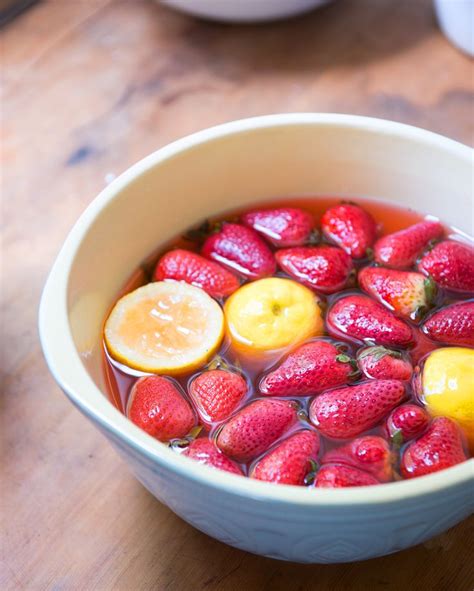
358 267 436 320
154 249 240 299
422 300 474 347
242 207 314 247
421 347 474 448
225 277 323 353
202 222 276 279
417 240 474 293
127 376 196 441
385 403 429 443
250 430 320 485
189 368 248 423
321 203 377 259
216 398 298 463
314 464 379 488
105 281 224 374
400 417 467 478
276 245 354 294
182 438 243 475
322 435 393 482
327 294 413 347
309 379 406 439
374 219 444 269
260 340 356 397
357 346 413 381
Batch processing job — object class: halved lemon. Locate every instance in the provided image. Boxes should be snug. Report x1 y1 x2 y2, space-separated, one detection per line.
105 281 224 374
224 277 323 353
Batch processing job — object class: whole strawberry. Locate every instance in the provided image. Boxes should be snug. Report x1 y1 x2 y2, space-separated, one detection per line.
374 219 444 269
358 267 436 321
250 430 320 485
127 376 195 442
276 246 354 294
321 203 377 259
417 240 474 293
189 369 248 423
357 346 413 381
385 404 429 443
154 249 240 299
314 464 379 488
242 207 314 247
322 435 393 482
309 379 406 439
422 301 474 347
327 294 413 347
260 340 356 397
182 438 243 475
202 223 276 279
400 417 467 478
216 399 298 463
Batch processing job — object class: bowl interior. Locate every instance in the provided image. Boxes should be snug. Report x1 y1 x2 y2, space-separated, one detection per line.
66 118 472 393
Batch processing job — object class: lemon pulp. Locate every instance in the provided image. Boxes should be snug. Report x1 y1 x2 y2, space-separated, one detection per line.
224 277 323 352
105 281 224 374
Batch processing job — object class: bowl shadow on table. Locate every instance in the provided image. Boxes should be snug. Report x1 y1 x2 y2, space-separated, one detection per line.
132 483 473 591
153 0 436 79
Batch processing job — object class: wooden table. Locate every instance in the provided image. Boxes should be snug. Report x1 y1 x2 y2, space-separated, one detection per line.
2 1 473 589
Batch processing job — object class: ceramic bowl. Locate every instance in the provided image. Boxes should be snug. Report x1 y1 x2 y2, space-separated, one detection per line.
39 114 474 563
159 0 331 23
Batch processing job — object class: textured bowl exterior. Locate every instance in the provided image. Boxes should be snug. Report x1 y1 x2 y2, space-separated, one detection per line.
40 114 474 563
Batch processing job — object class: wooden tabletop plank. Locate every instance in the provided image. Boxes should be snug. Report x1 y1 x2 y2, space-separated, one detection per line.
2 0 473 589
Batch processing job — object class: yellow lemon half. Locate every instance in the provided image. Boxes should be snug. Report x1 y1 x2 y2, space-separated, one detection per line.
105 281 224 374
224 277 323 353
422 347 474 448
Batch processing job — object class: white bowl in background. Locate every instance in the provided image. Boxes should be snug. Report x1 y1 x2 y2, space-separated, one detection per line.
434 0 474 57
159 0 332 23
39 114 474 563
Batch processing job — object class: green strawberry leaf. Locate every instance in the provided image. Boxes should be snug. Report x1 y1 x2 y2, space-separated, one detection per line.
423 276 437 305
391 429 404 448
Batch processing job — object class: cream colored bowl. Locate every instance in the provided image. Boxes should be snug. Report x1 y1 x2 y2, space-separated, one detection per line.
39 114 474 563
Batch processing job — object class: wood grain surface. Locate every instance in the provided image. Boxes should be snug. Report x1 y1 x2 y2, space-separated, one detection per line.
2 1 473 589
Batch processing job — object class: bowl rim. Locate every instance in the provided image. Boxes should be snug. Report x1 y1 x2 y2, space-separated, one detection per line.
39 113 474 507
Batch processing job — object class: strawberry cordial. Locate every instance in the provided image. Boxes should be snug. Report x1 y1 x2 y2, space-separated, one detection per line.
104 198 472 488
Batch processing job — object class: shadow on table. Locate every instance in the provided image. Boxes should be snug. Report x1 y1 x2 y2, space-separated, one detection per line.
154 0 436 77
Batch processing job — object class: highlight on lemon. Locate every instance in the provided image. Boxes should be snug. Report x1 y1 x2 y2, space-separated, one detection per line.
104 281 224 374
224 277 323 353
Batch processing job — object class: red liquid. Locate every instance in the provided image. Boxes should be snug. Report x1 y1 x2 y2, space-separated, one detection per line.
102 196 472 478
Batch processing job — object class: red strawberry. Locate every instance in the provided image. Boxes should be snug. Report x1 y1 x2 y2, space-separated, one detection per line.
314 464 379 488
189 369 248 424
259 340 356 397
242 207 314 247
154 249 239 299
385 404 429 442
250 430 320 485
216 399 298 463
321 203 377 259
358 267 436 321
276 246 354 294
422 300 474 347
417 240 474 293
322 435 393 482
201 223 276 279
357 346 413 381
309 379 405 439
400 417 467 479
127 376 195 442
182 438 243 475
374 219 444 269
327 294 413 347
